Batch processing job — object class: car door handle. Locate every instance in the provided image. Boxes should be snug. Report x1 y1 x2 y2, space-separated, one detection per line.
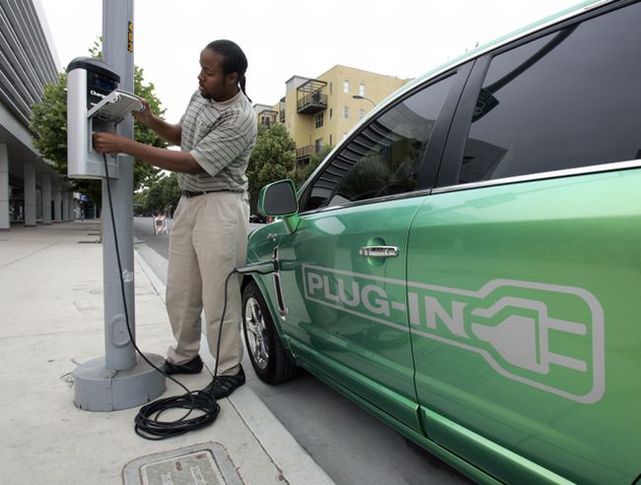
359 246 399 258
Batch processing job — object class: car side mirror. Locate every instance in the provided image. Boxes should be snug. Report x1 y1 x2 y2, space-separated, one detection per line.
258 180 300 234
258 179 299 217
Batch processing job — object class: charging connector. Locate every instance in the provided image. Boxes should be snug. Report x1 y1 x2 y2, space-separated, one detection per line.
235 260 277 275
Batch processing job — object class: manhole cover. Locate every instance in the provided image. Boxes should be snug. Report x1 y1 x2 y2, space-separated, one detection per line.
123 442 242 485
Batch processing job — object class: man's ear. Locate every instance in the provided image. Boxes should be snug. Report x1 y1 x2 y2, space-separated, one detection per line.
226 72 239 87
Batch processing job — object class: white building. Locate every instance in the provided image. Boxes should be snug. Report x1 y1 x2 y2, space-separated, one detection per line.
0 0 74 229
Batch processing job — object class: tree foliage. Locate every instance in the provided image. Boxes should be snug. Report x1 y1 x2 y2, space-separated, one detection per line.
29 40 166 207
246 124 296 212
134 172 181 216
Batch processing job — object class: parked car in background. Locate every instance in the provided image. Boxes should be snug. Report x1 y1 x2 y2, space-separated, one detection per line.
249 213 267 224
241 1 641 483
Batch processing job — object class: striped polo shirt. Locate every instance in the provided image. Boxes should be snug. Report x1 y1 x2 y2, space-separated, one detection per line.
178 89 257 192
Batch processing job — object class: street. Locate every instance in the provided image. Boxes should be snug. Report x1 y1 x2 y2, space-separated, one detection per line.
133 216 471 485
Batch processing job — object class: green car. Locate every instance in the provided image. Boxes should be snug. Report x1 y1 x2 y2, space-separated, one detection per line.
241 1 641 483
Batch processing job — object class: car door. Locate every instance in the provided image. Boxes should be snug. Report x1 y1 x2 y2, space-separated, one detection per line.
407 3 641 483
275 69 468 431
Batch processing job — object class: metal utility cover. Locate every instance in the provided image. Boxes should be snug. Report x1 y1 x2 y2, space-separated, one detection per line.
123 442 242 485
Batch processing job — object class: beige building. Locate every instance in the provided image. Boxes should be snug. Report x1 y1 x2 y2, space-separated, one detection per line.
255 65 408 166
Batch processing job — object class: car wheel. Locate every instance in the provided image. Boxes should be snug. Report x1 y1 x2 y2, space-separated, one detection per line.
242 280 299 384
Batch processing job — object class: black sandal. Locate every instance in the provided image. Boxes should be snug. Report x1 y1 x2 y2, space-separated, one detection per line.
162 355 203 375
204 366 246 399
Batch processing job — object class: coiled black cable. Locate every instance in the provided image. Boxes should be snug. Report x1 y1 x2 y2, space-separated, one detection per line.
134 270 237 440
102 153 232 440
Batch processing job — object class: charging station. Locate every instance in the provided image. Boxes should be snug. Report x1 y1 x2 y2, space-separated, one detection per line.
67 57 143 179
66 0 165 411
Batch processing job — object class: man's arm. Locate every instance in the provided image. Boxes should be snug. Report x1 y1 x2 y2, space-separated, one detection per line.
93 132 204 174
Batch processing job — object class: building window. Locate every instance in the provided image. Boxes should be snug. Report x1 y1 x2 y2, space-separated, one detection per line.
329 82 333 95
359 83 365 97
315 138 323 153
359 109 365 119
343 80 350 94
329 108 333 120
329 134 333 146
343 106 349 119
315 112 324 128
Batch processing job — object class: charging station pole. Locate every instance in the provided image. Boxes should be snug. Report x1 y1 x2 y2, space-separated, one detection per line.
72 0 165 411
102 0 137 371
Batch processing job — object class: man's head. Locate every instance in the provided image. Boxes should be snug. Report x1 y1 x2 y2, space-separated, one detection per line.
198 40 249 102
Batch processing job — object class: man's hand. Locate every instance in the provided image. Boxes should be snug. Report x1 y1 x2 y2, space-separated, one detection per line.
131 97 182 146
133 98 154 125
93 132 130 154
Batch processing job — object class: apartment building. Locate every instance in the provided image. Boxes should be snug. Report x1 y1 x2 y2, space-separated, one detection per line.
255 65 408 166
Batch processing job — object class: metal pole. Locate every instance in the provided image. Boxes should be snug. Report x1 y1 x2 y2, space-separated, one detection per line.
102 0 136 370
73 0 165 411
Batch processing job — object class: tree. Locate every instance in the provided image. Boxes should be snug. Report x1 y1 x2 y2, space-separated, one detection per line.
29 41 166 208
246 124 296 212
135 172 181 216
295 145 332 187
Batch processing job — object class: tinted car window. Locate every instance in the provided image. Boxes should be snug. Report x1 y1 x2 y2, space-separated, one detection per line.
460 2 641 184
304 75 456 211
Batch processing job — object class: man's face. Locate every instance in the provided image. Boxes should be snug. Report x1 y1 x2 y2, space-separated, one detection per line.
197 48 238 101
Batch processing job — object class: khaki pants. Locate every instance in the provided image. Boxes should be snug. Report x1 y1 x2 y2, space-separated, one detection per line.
165 191 249 375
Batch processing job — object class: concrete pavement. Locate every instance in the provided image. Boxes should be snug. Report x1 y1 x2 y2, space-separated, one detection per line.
0 221 334 485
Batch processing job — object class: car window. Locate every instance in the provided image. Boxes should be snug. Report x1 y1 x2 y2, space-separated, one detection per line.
459 2 641 184
303 74 456 211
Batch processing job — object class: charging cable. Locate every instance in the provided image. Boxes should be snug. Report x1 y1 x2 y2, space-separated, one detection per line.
101 153 274 440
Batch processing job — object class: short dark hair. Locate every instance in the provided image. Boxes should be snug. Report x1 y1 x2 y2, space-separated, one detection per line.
206 39 250 100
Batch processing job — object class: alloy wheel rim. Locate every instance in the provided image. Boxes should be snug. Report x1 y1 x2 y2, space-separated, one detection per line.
245 297 269 370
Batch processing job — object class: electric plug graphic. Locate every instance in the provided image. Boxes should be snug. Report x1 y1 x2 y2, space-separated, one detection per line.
451 279 604 403
470 297 588 375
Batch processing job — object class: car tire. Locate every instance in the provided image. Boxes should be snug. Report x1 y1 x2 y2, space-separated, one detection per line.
242 280 300 384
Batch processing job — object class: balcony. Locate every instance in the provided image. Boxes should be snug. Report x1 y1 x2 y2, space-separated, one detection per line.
296 144 315 160
259 110 278 127
297 79 327 114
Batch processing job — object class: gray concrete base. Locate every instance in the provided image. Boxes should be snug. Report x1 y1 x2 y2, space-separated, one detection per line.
73 353 166 411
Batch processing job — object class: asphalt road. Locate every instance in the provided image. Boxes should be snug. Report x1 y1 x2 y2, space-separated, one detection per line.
133 216 471 485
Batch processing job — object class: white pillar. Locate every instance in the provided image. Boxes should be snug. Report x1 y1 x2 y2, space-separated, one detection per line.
36 187 42 221
0 144 8 230
23 162 36 227
62 192 68 221
65 192 73 221
54 186 62 222
41 175 52 224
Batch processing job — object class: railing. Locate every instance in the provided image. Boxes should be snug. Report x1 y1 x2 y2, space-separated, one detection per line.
297 92 327 114
296 145 315 160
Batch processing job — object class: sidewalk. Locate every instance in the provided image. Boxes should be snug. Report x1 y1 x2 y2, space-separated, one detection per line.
0 221 334 485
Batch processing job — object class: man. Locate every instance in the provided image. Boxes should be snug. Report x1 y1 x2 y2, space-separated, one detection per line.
93 39 257 398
